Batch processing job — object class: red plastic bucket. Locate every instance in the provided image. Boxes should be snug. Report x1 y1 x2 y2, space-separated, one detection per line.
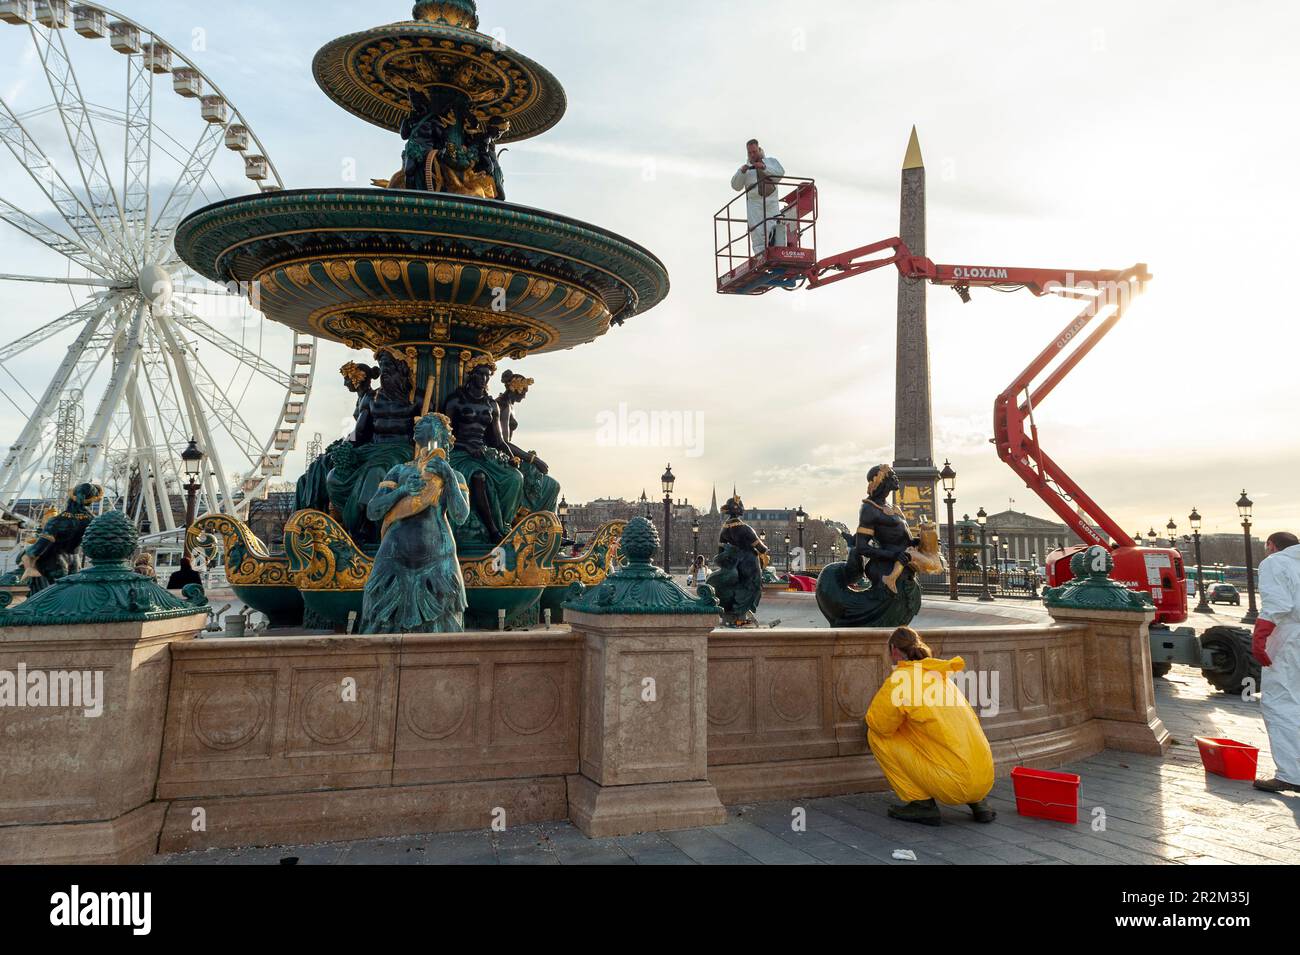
1011 766 1081 824
1195 737 1259 781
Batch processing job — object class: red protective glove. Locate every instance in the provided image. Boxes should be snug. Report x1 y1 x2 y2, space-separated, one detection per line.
1252 619 1276 668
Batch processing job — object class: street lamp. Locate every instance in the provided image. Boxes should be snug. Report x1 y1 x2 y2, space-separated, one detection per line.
1134 531 1143 546
940 460 958 601
639 489 650 518
661 465 675 573
784 533 791 573
558 496 570 539
181 438 204 557
1166 518 1177 549
795 505 807 552
1238 490 1258 623
1190 507 1211 613
1147 528 1157 548
977 508 993 602
812 541 819 569
691 517 701 565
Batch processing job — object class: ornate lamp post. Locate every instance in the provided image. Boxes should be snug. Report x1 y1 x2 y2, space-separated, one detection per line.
940 460 958 601
691 517 701 565
557 495 570 538
977 508 993 602
1147 528 1158 548
181 438 204 558
640 489 650 518
795 505 807 553
660 465 675 573
1166 518 1177 549
812 541 819 569
1239 490 1259 624
784 533 791 573
1190 507 1211 614
1133 531 1143 546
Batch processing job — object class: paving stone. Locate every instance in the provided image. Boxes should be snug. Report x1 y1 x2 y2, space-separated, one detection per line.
707 820 822 865
662 828 760 865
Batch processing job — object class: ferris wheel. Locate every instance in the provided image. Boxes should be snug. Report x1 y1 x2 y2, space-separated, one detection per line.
0 1 317 533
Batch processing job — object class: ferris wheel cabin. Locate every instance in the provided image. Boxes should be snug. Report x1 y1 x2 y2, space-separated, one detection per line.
714 177 818 295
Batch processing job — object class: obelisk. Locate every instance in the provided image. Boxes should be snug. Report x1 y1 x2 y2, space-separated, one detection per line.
892 126 940 526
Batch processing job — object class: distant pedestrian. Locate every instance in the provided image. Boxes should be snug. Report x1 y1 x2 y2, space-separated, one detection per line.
167 557 203 591
1254 531 1300 793
686 555 707 588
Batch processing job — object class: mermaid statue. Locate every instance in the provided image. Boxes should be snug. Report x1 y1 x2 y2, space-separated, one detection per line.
359 413 470 634
496 370 561 516
816 464 938 628
707 493 769 627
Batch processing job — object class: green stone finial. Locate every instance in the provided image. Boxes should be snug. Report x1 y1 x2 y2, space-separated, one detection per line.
564 517 719 616
0 511 208 626
412 0 479 29
82 509 139 565
1043 546 1154 612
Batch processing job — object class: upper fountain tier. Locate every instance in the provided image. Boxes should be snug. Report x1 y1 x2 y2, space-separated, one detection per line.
313 0 566 142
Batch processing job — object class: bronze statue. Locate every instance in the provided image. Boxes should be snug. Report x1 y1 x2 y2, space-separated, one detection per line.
20 483 102 592
359 414 471 634
444 356 524 547
496 370 560 515
846 465 918 592
817 465 937 628
707 493 769 627
325 349 417 549
468 115 509 201
398 86 451 191
393 86 503 199
296 362 379 514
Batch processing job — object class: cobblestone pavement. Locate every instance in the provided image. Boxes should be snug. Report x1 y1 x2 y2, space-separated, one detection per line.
157 663 1300 865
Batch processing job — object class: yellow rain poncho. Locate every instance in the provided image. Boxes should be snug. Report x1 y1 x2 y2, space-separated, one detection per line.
866 656 995 806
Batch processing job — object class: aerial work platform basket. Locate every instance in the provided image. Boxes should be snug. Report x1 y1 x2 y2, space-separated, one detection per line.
714 177 818 295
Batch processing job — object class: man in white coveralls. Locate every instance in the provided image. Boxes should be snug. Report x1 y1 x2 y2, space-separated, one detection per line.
731 138 787 255
1253 531 1300 793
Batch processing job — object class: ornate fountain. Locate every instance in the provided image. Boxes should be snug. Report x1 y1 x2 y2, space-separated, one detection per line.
176 0 668 630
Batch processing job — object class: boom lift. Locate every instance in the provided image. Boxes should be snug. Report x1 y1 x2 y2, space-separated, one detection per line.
714 179 1259 692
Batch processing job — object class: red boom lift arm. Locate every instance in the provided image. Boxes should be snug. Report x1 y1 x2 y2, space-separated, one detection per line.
808 237 1157 577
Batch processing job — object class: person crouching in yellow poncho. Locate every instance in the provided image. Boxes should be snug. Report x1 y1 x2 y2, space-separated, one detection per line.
866 627 997 827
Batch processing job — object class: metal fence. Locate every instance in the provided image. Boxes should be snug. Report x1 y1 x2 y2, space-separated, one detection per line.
918 571 1043 601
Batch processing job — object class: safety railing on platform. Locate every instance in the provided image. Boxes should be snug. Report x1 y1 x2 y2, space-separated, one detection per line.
714 176 818 295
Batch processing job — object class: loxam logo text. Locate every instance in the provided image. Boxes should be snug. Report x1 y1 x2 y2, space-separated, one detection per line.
951 267 1009 280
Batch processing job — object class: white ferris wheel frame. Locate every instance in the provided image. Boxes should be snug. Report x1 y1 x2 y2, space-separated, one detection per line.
0 1 317 532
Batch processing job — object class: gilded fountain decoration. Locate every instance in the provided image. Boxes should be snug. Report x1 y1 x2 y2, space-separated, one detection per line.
177 1 665 631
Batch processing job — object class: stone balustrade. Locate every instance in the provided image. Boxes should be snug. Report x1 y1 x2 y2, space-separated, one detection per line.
0 599 1168 862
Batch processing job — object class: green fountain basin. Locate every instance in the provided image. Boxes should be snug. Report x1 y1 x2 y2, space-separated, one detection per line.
174 189 669 357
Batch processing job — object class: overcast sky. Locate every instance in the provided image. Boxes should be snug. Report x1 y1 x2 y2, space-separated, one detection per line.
0 0 1296 540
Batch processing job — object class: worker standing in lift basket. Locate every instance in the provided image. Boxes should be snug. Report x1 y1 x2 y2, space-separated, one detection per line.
731 139 786 254
1253 531 1300 794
